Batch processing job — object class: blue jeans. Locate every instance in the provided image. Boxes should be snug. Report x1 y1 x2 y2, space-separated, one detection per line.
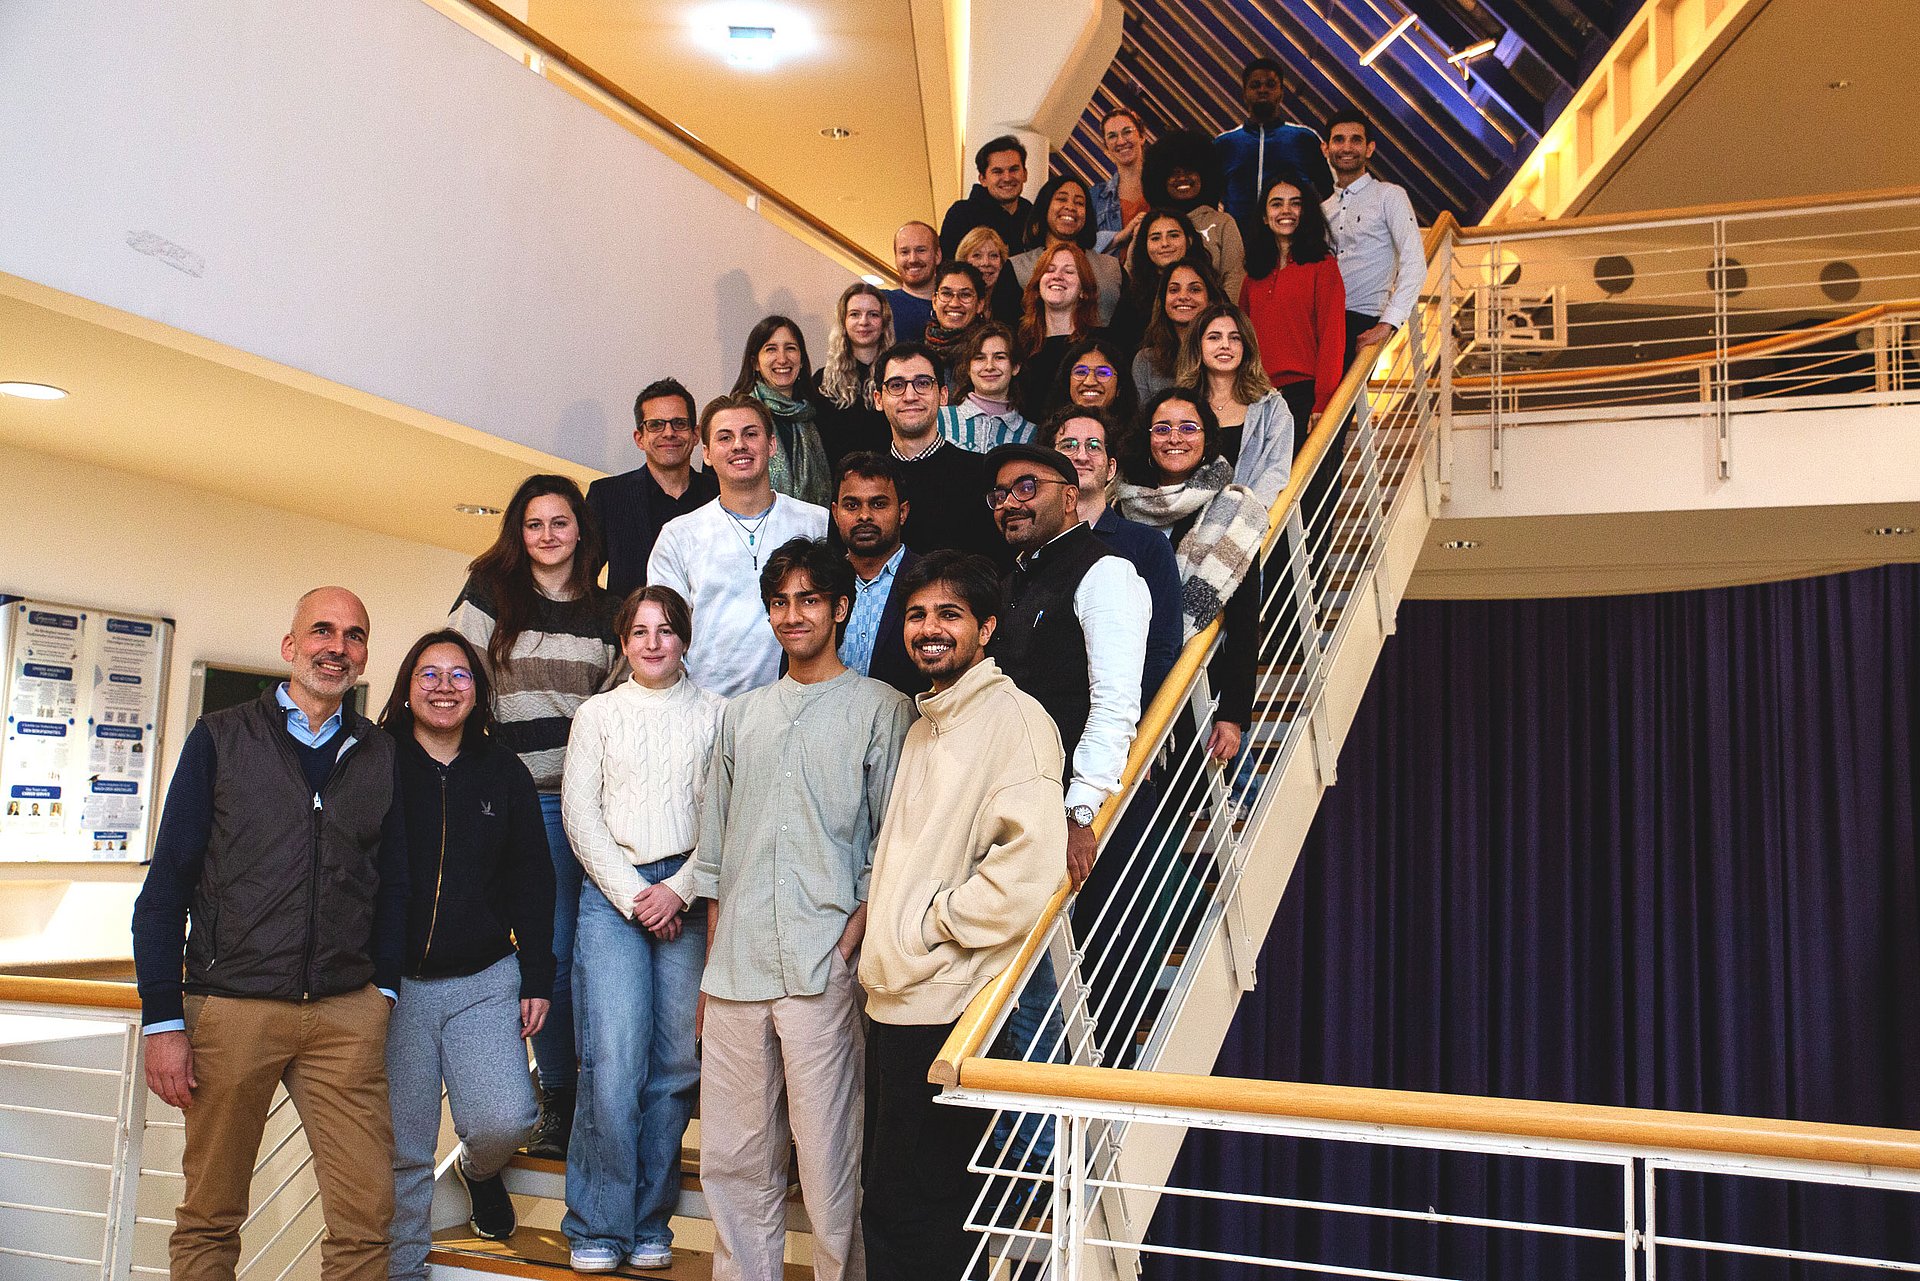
530 791 581 1091
563 859 705 1253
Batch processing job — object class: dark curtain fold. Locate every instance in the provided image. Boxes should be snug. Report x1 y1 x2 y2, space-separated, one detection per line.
1147 564 1920 1279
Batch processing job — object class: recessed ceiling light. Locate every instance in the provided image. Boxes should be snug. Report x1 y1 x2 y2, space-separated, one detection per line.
454 503 502 516
1440 538 1480 550
820 126 853 139
1829 79 1851 90
1868 525 1913 537
0 381 69 400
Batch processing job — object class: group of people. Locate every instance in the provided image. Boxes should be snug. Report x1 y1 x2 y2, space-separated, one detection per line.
128 56 1426 1281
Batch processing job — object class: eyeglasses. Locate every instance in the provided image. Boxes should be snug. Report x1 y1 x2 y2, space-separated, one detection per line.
414 666 474 690
934 287 978 302
1053 436 1106 455
1071 364 1116 381
881 374 939 395
640 417 693 435
985 475 1073 509
1149 420 1204 436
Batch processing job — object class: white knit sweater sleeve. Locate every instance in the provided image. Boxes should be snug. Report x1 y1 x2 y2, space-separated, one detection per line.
561 694 645 917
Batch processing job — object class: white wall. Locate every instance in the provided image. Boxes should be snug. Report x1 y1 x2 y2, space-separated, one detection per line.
0 444 473 965
0 0 857 475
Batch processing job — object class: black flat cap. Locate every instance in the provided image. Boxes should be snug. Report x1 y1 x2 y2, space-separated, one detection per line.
982 442 1080 488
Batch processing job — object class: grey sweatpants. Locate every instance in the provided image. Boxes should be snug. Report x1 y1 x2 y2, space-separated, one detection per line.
385 955 538 1281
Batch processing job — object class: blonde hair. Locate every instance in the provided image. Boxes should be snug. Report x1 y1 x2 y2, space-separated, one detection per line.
955 225 1009 266
820 282 896 409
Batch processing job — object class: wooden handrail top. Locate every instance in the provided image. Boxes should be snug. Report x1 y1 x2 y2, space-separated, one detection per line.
1459 183 1920 241
960 1059 1920 1173
0 973 141 1012
1454 300 1920 390
456 0 896 282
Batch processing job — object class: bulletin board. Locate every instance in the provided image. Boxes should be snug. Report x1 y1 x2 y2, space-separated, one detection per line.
0 594 174 863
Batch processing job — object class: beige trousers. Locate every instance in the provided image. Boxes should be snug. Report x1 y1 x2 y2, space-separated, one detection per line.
699 952 866 1281
171 985 394 1281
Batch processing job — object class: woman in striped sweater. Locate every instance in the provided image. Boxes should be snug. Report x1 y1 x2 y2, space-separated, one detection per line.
451 473 621 1159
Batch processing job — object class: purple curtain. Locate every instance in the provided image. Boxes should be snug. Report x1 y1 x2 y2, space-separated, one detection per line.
1147 564 1920 1278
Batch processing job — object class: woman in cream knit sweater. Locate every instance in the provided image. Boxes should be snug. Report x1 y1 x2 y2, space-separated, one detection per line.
558 585 724 1274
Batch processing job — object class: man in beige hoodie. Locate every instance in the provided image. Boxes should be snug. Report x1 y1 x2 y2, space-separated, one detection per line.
858 548 1068 1281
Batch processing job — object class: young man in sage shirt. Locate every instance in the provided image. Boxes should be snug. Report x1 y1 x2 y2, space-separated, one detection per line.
636 537 912 1281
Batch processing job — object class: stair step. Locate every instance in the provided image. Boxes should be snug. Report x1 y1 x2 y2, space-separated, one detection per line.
427 1227 811 1279
502 1153 811 1233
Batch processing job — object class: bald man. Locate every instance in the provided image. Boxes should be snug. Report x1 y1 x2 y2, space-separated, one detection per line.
133 586 410 1281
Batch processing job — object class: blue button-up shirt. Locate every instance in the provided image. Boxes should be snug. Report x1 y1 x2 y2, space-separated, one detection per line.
839 544 907 676
275 682 344 748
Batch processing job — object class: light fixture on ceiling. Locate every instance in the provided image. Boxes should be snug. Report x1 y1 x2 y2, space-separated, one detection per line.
1440 538 1480 551
1359 13 1417 68
1829 79 1851 90
1868 525 1913 537
1446 37 1499 66
860 273 886 287
819 126 853 140
0 381 69 400
454 503 502 516
691 5 817 70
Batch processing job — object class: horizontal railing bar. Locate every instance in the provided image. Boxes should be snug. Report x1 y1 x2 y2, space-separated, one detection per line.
136 1215 178 1226
1457 185 1920 241
1089 1233 1464 1281
0 1056 123 1076
1649 1234 1920 1272
0 1151 113 1172
0 1245 105 1266
0 976 142 1012
0 1101 118 1123
956 1061 1920 1173
0 1198 109 1219
138 1168 186 1179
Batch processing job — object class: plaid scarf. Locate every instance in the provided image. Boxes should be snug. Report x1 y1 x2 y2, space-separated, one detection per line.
1116 457 1269 638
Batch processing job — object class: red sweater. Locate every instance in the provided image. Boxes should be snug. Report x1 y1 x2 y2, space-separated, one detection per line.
1239 256 1347 413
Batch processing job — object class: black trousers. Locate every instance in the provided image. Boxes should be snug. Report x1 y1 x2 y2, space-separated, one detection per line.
863 1019 989 1281
1343 308 1381 371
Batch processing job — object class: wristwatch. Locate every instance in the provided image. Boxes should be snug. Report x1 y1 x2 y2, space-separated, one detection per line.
1067 803 1096 829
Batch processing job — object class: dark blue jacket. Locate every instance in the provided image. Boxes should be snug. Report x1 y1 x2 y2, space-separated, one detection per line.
1215 120 1334 227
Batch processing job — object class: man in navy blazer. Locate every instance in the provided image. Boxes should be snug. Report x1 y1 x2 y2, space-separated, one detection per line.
587 377 719 600
831 452 930 699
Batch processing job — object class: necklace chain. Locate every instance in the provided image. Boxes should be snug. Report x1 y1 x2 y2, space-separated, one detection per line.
721 501 774 565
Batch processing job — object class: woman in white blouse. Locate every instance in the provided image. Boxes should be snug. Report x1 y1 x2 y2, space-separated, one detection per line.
558 585 725 1274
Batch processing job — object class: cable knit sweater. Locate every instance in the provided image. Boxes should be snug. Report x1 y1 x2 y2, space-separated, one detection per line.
561 675 726 918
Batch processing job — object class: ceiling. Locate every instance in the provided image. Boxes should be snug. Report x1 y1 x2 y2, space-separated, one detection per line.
518 0 934 262
1577 0 1920 216
0 275 595 557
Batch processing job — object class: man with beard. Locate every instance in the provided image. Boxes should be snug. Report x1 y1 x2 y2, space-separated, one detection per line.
1214 57 1333 228
859 549 1065 1281
1321 107 1425 366
884 221 941 343
831 452 926 697
876 343 1010 570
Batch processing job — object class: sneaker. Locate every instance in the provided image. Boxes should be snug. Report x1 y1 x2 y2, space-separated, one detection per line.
625 1243 675 1269
568 1244 620 1273
525 1085 576 1160
455 1161 516 1241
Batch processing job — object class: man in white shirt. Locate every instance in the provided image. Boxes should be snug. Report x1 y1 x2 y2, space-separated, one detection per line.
648 395 828 697
1321 108 1425 367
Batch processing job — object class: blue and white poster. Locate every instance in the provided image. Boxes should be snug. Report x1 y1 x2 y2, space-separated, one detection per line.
0 596 172 862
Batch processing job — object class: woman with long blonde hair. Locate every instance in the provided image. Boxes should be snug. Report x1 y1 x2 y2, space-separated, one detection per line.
812 282 894 462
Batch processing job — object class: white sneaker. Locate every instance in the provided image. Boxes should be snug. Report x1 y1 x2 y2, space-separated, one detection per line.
626 1243 674 1269
568 1244 620 1273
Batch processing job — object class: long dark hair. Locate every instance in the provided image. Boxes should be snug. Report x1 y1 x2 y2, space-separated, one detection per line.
1049 335 1139 424
1022 174 1099 252
1120 387 1222 484
1138 256 1229 380
1244 170 1334 279
466 474 603 672
731 315 817 404
379 629 495 753
1123 207 1203 297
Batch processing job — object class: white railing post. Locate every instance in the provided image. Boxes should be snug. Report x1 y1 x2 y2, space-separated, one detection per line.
105 1021 150 1280
1438 245 1455 504
1711 217 1733 479
1487 237 1506 490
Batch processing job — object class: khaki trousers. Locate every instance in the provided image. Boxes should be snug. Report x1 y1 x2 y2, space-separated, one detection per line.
700 952 866 1281
172 985 395 1281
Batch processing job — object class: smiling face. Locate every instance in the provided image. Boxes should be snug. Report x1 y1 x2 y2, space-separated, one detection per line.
933 271 982 330
878 354 940 442
623 600 686 690
409 641 476 737
766 568 847 666
1264 182 1305 243
1148 396 1207 481
704 406 773 488
1325 120 1374 178
522 493 581 573
1039 249 1083 309
1165 165 1204 204
981 148 1028 205
1047 184 1088 239
1101 113 1142 167
636 392 696 471
1069 348 1118 407
1051 415 1116 494
968 334 1017 400
903 582 995 689
992 460 1076 552
1163 266 1211 328
1201 314 1245 375
1143 216 1190 269
281 587 369 709
894 223 940 290
844 293 885 351
965 241 1004 289
834 473 907 559
756 325 803 393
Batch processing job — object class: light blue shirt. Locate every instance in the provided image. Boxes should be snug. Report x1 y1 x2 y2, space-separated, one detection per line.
274 682 344 749
839 545 906 676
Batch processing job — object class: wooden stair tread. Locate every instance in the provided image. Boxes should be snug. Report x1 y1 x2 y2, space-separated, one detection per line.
427 1227 810 1278
506 1150 800 1201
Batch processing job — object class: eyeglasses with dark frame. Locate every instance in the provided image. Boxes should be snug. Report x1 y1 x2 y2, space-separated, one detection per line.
640 416 694 435
985 475 1074 510
882 374 940 396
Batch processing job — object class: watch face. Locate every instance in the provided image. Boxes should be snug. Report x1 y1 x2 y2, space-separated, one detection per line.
1070 805 1096 827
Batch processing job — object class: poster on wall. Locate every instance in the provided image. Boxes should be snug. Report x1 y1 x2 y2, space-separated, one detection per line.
0 595 173 863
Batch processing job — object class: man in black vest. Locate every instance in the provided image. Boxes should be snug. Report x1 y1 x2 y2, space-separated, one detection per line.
133 586 409 1281
588 377 720 600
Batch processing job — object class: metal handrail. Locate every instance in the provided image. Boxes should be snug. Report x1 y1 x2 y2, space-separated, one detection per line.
1458 182 1920 241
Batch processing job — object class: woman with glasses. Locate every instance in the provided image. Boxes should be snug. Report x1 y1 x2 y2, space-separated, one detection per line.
1131 256 1229 401
1115 389 1265 766
1176 303 1295 507
813 283 894 465
560 585 725 1273
381 631 555 1275
1007 175 1125 323
1045 334 1139 425
450 474 622 1160
732 315 832 505
1015 241 1104 412
923 261 989 368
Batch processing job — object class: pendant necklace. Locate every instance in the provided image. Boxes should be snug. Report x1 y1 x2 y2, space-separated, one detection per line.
723 501 774 566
